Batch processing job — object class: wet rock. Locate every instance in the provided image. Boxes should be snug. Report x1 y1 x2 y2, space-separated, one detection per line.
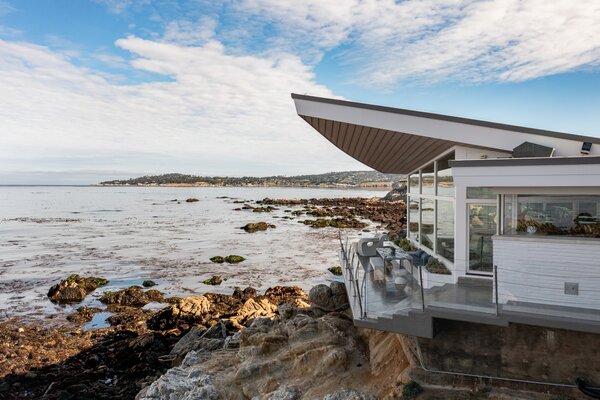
66 306 102 324
209 256 225 263
233 286 257 299
48 274 109 304
203 275 223 285
142 280 157 288
224 255 245 264
106 306 154 331
328 266 342 276
185 198 199 203
100 286 164 307
252 206 277 213
299 217 367 229
240 222 276 233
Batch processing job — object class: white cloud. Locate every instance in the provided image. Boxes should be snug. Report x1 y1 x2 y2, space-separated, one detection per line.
0 37 364 183
236 0 600 85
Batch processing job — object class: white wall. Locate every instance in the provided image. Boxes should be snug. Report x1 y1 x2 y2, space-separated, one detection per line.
453 163 600 188
494 235 600 310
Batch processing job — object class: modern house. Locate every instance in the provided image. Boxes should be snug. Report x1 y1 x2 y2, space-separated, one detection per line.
292 93 600 339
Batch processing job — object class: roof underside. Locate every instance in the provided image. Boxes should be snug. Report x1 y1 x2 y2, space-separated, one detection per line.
292 93 600 175
300 115 456 174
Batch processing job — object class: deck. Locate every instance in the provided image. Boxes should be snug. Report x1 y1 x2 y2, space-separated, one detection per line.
340 240 600 338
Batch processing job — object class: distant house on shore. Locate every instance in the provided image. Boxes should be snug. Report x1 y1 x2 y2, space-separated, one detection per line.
292 93 600 340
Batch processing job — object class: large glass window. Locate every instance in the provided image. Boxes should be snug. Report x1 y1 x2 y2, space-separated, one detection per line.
421 163 435 196
405 150 455 263
511 195 600 237
436 201 455 262
408 198 420 241
421 198 434 250
468 204 497 274
436 151 454 197
409 173 420 194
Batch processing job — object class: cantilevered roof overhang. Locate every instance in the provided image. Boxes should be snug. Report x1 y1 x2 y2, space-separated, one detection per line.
292 93 600 174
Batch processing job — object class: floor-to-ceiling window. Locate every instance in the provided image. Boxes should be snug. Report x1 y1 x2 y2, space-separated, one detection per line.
407 150 455 262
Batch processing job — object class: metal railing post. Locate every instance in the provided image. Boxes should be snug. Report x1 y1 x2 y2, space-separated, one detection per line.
494 264 499 316
419 266 425 312
363 269 368 318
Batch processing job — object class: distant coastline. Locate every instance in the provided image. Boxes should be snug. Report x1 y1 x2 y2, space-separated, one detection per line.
97 171 404 189
95 182 394 188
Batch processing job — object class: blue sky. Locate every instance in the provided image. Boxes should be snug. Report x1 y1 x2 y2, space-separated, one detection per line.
1 0 600 184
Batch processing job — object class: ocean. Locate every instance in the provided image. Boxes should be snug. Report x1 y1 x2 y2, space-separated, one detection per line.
0 186 385 322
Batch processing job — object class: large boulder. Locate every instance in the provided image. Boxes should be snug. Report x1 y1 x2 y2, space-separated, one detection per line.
308 284 335 311
47 274 108 304
168 325 226 366
330 282 349 311
172 295 213 320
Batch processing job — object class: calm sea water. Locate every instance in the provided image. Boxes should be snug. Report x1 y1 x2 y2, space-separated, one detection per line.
0 186 384 321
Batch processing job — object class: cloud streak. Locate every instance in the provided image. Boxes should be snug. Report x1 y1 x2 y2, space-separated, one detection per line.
236 0 600 85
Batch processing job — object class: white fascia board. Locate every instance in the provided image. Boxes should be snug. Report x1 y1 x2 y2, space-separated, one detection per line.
453 164 600 187
294 98 599 157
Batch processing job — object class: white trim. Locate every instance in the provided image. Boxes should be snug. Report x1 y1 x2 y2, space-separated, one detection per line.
293 97 600 157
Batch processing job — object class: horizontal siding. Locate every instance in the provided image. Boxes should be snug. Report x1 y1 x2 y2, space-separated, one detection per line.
494 238 600 309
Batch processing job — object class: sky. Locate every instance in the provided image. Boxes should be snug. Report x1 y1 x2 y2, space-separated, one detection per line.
1 0 600 184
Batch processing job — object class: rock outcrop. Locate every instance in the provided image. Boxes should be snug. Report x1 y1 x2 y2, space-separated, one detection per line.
240 222 276 232
147 286 308 331
47 274 108 304
137 282 413 400
100 286 164 307
260 197 406 238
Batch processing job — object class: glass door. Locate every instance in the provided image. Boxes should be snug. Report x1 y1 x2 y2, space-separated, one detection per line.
467 204 497 274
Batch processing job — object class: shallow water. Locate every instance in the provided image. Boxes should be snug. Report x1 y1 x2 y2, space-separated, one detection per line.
0 186 384 321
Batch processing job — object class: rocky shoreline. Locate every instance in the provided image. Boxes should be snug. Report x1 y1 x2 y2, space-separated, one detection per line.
0 194 417 399
0 282 313 399
0 280 423 400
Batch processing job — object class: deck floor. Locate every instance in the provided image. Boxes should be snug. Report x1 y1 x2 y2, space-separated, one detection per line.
346 257 495 320
342 245 600 333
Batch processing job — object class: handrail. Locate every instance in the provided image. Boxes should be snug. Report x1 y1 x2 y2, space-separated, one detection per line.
339 232 364 318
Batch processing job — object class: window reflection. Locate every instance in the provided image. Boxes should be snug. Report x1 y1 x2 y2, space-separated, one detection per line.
422 163 434 196
421 198 434 250
409 173 420 194
514 195 600 237
408 198 420 241
436 151 454 197
436 201 454 262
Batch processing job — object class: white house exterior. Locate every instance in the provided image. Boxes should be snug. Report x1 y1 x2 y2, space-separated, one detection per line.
292 93 600 338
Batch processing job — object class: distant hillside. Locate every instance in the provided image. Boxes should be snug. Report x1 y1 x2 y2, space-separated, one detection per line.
98 171 404 188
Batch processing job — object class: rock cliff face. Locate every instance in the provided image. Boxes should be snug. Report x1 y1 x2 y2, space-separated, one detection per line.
137 283 414 400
